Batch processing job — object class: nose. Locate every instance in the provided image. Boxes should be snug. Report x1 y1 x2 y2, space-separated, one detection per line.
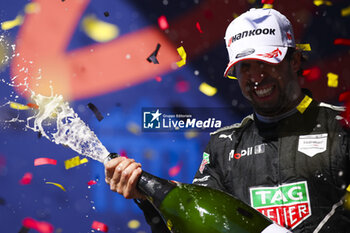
248 63 266 84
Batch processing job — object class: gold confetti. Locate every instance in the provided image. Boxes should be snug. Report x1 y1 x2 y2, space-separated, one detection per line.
64 156 88 170
185 130 198 139
199 82 217 96
127 220 140 229
327 72 338 88
25 2 41 14
45 182 66 192
9 102 30 110
176 46 187 67
127 122 141 135
263 4 273 9
227 75 237 80
296 44 311 51
82 15 119 42
313 0 333 6
1 15 23 30
341 6 350 17
296 95 312 114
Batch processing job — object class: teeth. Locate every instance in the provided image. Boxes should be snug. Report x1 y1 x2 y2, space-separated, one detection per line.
255 86 273 97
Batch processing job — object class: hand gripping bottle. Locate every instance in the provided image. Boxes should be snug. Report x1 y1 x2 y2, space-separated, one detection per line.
106 153 291 233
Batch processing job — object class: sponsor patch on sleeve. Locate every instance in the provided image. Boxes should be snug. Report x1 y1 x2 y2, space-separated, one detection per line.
199 152 210 174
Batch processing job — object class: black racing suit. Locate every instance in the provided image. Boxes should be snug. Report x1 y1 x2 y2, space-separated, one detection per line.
137 97 350 232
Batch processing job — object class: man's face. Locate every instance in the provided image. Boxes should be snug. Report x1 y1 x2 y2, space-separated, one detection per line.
235 57 301 116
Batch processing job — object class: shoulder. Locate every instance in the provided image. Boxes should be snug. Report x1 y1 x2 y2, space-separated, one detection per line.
210 114 254 136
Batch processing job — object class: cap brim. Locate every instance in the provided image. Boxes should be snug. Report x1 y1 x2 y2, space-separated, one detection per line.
224 46 288 77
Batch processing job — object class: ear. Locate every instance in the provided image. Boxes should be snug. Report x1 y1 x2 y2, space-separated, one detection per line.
290 50 302 73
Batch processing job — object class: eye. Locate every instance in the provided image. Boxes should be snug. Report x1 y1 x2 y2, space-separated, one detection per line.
239 62 250 73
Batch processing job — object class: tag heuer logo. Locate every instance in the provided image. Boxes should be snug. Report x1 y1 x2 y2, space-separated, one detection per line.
250 181 311 229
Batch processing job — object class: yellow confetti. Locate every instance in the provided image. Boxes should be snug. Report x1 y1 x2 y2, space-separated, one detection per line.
341 6 350 17
199 82 217 96
127 122 141 135
176 46 187 67
327 72 338 88
64 156 85 170
313 0 333 6
296 95 312 114
185 130 198 139
296 44 311 51
263 4 273 9
127 220 140 229
9 102 30 110
1 15 23 30
45 182 66 192
82 15 119 42
80 158 88 164
227 75 237 80
25 2 41 14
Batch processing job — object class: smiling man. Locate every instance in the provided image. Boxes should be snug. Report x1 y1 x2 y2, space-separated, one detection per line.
105 8 350 233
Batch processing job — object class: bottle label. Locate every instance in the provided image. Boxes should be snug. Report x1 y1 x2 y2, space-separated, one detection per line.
261 223 292 233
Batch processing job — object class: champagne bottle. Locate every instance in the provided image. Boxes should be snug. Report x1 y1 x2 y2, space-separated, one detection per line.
106 153 291 233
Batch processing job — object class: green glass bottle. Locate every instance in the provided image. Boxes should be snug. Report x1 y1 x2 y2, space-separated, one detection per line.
107 153 291 233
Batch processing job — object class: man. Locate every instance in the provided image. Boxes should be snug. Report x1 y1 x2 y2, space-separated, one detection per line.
105 8 350 232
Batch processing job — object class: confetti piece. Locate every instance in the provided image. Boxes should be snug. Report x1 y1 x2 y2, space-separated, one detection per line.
27 102 39 109
196 22 203 33
22 217 54 233
25 2 41 14
175 80 190 93
313 0 332 6
20 172 33 185
91 221 108 232
341 6 350 17
263 4 273 9
199 82 217 96
18 226 30 233
227 75 237 80
185 130 198 139
302 67 321 81
157 15 169 30
296 44 311 51
128 220 140 229
334 38 350 46
119 150 128 158
127 122 141 135
1 15 23 30
147 43 161 64
155 76 162 82
327 72 338 88
87 180 97 186
176 46 187 67
64 156 88 170
34 158 57 166
87 103 104 121
0 197 5 205
296 95 312 114
168 162 182 177
45 182 66 192
82 15 119 42
104 11 110 17
262 0 274 3
9 102 30 110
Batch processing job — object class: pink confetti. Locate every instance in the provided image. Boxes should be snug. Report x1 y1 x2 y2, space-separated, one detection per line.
155 76 162 82
196 22 203 33
22 217 54 233
334 38 350 46
19 172 33 185
175 80 190 93
302 67 321 81
158 15 169 30
34 158 57 166
262 0 274 3
168 162 182 177
92 220 108 232
119 150 128 158
87 180 97 186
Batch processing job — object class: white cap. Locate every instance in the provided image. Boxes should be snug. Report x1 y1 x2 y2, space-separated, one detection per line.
224 8 295 77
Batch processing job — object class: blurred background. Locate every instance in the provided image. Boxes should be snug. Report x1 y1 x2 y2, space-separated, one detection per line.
0 0 349 232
